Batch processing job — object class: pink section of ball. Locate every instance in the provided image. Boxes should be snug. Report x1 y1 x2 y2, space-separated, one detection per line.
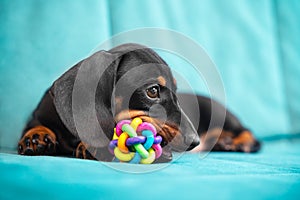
152 144 162 159
136 122 157 136
116 120 131 136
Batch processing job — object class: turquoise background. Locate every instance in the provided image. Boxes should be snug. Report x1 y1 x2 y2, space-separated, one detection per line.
1 0 300 150
1 1 300 200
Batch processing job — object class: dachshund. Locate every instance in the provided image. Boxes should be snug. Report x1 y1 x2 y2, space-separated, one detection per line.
17 43 260 163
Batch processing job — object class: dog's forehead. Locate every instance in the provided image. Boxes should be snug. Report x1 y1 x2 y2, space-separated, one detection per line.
112 45 175 88
120 62 174 88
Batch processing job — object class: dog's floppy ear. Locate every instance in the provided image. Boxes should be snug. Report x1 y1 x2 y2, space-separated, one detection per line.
52 43 153 147
52 50 121 147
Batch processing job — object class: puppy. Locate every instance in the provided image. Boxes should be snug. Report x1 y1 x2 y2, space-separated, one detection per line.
18 43 260 163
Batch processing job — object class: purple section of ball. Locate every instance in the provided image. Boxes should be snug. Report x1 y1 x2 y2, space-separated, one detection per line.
108 140 117 154
126 136 146 146
154 135 162 144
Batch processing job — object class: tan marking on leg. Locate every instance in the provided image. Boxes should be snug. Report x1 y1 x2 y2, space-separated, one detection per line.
191 129 258 153
232 131 255 152
232 131 254 145
25 126 56 139
75 142 98 160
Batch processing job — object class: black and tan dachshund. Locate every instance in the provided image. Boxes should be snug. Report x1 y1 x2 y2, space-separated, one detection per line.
18 43 260 163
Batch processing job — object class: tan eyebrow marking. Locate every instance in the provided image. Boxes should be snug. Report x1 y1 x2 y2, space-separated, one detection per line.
157 76 166 86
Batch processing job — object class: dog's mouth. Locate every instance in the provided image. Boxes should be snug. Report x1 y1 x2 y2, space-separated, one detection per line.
114 110 180 147
114 109 180 162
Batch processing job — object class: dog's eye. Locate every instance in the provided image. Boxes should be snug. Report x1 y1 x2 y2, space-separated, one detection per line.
146 85 160 99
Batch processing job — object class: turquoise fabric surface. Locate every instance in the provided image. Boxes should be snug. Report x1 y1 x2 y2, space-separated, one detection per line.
1 140 300 200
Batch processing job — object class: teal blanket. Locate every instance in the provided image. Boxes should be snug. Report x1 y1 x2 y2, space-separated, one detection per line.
1 140 299 200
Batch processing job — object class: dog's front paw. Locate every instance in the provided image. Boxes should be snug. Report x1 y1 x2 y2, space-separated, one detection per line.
18 126 57 155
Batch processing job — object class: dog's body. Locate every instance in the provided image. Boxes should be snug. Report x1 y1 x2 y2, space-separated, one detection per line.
18 43 260 162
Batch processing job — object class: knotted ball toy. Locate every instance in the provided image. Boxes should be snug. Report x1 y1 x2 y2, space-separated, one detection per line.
109 117 162 164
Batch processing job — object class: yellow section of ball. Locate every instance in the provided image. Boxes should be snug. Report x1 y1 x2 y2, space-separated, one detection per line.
114 147 135 161
112 128 118 140
140 148 155 164
118 132 129 153
130 117 143 131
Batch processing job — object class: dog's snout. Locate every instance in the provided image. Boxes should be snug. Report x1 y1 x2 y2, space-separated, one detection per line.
180 110 200 151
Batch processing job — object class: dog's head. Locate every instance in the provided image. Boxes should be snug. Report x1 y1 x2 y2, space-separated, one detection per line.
52 43 199 162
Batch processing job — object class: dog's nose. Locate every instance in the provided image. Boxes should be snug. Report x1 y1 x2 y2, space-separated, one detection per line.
186 136 200 151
